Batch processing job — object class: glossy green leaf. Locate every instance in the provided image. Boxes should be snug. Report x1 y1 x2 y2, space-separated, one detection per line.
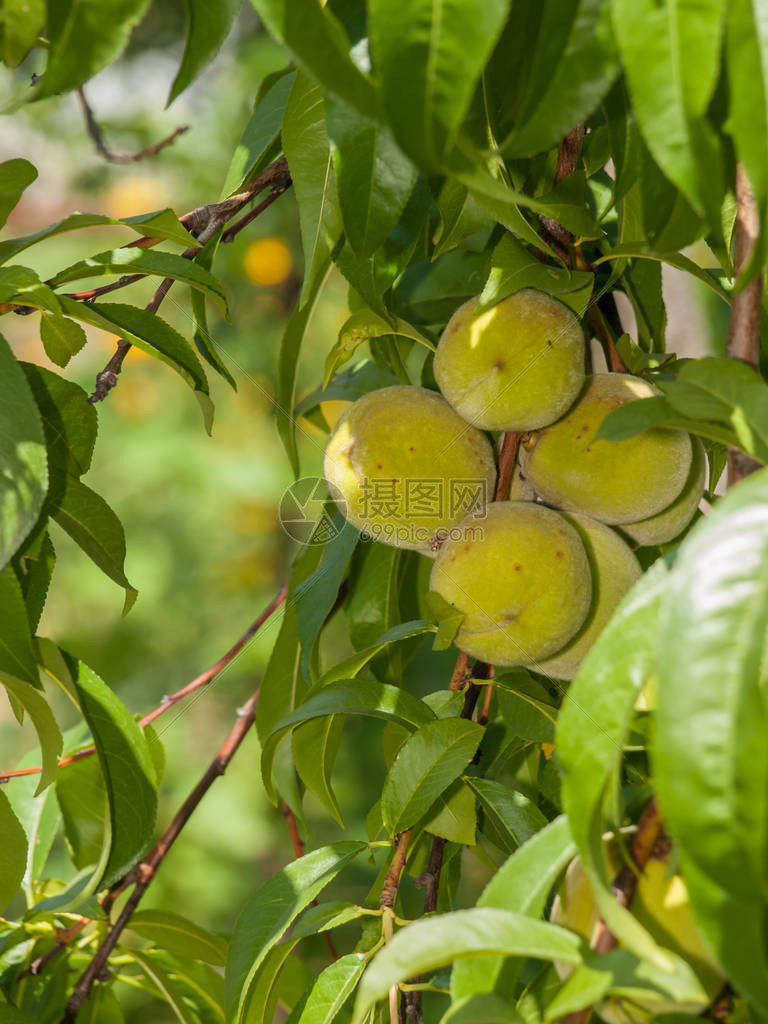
1 675 62 794
21 363 97 478
250 0 378 118
130 948 225 1024
479 233 594 317
0 158 37 229
282 72 343 305
295 952 367 1024
0 264 61 314
451 816 576 1001
262 679 436 802
226 842 367 1022
368 0 510 167
15 530 55 633
73 659 158 888
442 994 521 1024
127 909 228 966
0 566 39 686
593 245 729 304
324 309 433 387
4 756 61 895
495 679 557 744
434 180 495 257
422 778 478 845
169 0 241 102
0 332 47 571
0 0 45 67
352 909 583 1022
426 590 465 651
55 754 108 872
317 620 433 686
326 97 417 258
188 229 237 389
221 71 296 197
237 941 301 1024
39 314 87 368
503 0 618 158
468 777 547 853
0 788 27 914
610 0 726 227
51 474 138 614
346 544 404 682
74 985 125 1024
654 469 768 1011
381 718 484 834
293 714 345 825
36 0 153 99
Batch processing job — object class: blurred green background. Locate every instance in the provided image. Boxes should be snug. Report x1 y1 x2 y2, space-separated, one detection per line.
0 5 730 1019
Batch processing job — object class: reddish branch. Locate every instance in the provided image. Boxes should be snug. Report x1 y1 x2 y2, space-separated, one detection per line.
78 87 188 164
726 164 763 486
0 585 288 785
61 691 263 1023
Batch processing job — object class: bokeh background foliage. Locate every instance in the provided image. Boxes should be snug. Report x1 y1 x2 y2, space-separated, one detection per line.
0 1 767 1023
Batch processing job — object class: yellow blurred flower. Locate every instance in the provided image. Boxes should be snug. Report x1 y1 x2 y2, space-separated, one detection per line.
243 237 293 286
105 175 168 218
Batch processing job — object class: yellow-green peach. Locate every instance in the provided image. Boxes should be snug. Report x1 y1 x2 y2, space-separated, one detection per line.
620 437 706 547
531 513 641 680
433 289 585 431
429 502 591 666
520 374 693 525
323 386 496 555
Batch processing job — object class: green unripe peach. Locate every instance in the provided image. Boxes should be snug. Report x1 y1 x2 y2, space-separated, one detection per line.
531 513 641 680
551 843 722 1023
620 437 706 547
508 462 537 502
323 386 496 556
433 289 585 431
520 374 693 525
429 502 592 666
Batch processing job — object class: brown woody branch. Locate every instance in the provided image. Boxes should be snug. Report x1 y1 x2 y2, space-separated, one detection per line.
0 585 288 785
78 87 188 164
62 690 262 1022
726 164 763 487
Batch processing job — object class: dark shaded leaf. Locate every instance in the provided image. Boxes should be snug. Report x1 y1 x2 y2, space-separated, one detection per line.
169 0 241 102
221 71 296 198
0 158 37 229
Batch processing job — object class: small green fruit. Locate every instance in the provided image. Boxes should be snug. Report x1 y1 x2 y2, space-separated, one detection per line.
323 386 496 555
434 289 585 431
520 373 693 525
620 437 706 547
531 513 641 680
429 501 592 666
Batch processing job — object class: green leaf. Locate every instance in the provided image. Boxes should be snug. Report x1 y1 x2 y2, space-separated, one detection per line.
468 777 547 854
21 363 97 478
50 248 228 314
4 761 60 896
282 72 343 306
73 659 158 888
451 816 576 1001
221 71 296 197
56 754 108 872
0 209 198 266
249 0 378 119
352 909 583 1023
130 948 225 1024
479 233 594 317
0 264 61 313
169 0 241 102
36 0 153 99
494 679 557 744
557 559 675 966
326 97 418 258
294 952 367 1024
51 474 138 614
593 244 729 304
368 0 510 167
0 158 37 229
226 842 367 1023
127 909 228 966
2 675 62 793
39 314 87 368
15 530 56 633
434 180 495 257
236 941 301 1024
317 620 433 687
293 715 346 825
0 566 39 686
261 680 436 803
0 332 47 570
59 298 213 432
422 778 478 845
73 985 125 1024
442 994 522 1024
654 469 768 1012
503 0 618 158
324 309 434 388
425 590 465 652
346 544 404 681
0 0 45 67
381 718 484 835
188 229 237 389
0 788 27 914
610 0 726 228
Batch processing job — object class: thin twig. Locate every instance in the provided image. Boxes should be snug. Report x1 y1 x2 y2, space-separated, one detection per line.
61 691 262 1022
380 830 412 913
0 585 288 785
78 87 188 164
726 164 763 486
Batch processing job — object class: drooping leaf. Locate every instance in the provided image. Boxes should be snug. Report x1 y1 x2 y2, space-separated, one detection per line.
39 314 87 368
422 778 478 845
654 469 768 1012
55 753 108 872
479 233 594 317
169 0 241 102
221 71 296 198
381 718 484 835
0 332 47 571
0 158 37 229
294 952 367 1024
188 229 237 389
4 759 61 896
36 0 153 99
317 620 433 687
293 714 346 825
324 309 433 388
593 245 729 305
468 777 547 853
345 543 404 682
0 788 27 913
130 948 225 1024
0 566 39 686
22 362 98 478
127 909 228 966
51 474 138 615
1 675 62 793
226 842 367 1023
